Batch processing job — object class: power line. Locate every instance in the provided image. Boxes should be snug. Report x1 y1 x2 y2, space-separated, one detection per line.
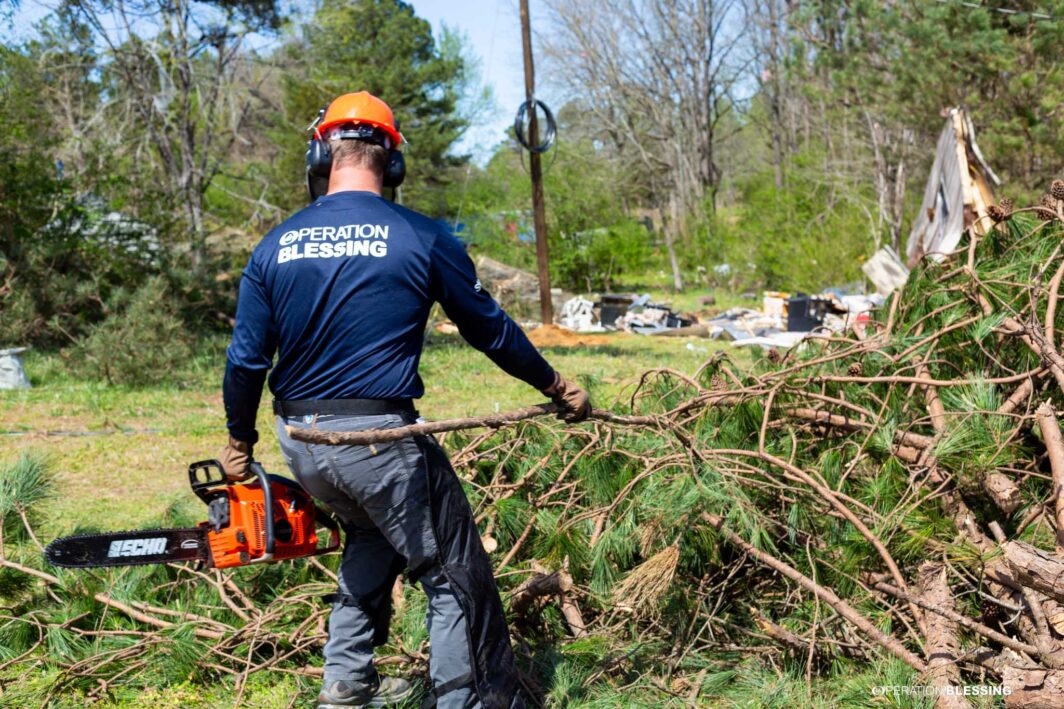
934 0 1056 22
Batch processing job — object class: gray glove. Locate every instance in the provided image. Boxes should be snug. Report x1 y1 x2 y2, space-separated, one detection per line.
542 372 592 423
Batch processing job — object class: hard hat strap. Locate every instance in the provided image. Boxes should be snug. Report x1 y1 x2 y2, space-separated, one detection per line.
324 123 393 150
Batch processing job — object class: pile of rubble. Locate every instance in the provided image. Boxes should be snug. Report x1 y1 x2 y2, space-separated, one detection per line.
557 289 885 349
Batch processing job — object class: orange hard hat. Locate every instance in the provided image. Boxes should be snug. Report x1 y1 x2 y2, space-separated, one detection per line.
317 92 402 149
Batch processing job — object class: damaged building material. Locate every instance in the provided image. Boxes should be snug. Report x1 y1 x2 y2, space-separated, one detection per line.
906 107 999 265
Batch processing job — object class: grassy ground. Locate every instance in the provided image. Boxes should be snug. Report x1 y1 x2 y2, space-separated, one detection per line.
0 328 740 548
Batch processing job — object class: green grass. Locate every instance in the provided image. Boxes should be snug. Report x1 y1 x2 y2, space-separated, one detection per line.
0 328 739 542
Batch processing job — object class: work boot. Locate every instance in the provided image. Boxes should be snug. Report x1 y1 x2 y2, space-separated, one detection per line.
317 675 414 708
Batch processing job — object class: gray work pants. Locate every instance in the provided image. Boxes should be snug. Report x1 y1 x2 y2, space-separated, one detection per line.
277 413 522 709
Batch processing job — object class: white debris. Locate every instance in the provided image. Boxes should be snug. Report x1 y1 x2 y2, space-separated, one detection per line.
862 246 910 295
0 347 31 389
559 297 604 332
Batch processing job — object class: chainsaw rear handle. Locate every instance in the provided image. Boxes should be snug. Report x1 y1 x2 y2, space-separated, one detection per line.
247 461 275 562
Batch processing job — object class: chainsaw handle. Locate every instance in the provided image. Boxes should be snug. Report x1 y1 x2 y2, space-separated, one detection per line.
188 460 229 503
248 461 275 562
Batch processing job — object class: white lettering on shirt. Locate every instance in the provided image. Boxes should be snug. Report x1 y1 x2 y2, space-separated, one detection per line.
276 223 390 264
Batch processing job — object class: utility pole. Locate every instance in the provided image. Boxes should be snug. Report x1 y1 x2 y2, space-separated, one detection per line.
519 0 553 325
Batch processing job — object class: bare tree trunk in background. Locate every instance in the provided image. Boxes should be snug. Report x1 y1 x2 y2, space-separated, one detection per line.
664 194 685 290
70 0 268 264
751 0 792 193
540 0 746 288
863 110 914 253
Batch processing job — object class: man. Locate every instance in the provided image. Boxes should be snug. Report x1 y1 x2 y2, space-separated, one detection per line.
219 91 590 709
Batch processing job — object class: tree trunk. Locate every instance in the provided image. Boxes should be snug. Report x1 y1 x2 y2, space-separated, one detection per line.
661 198 685 291
915 562 971 709
1003 666 1064 708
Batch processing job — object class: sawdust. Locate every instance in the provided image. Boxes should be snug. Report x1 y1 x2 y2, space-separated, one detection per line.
526 324 622 348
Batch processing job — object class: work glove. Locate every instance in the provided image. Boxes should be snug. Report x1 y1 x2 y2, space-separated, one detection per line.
542 372 592 423
218 436 253 481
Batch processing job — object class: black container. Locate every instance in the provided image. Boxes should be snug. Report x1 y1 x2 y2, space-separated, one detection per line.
598 294 636 329
786 294 830 332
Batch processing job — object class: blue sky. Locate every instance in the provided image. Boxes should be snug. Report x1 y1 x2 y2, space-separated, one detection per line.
6 0 555 163
414 0 555 160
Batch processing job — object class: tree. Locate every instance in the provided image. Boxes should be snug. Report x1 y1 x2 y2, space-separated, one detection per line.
65 0 281 264
540 0 749 290
277 0 473 214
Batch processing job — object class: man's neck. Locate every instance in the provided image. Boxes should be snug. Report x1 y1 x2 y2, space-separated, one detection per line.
327 166 383 196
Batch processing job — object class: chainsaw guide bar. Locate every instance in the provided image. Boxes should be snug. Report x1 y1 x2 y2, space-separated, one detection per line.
45 528 208 568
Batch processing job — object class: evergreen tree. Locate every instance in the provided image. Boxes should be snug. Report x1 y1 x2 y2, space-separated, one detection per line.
277 0 471 213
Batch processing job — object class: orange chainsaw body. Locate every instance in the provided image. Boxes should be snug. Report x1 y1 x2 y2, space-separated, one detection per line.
189 460 339 569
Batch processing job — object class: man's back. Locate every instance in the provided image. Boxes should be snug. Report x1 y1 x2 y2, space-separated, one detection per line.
227 190 555 407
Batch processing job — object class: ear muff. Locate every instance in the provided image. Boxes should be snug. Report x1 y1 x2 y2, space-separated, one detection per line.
383 149 405 189
306 137 332 179
305 138 331 202
305 106 332 201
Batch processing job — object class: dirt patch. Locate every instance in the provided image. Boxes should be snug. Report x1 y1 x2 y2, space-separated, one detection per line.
526 324 624 348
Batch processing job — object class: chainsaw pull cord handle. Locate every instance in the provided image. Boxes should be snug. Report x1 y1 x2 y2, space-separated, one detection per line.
248 461 275 562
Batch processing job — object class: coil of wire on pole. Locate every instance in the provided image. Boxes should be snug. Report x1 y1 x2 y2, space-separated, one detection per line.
513 99 557 154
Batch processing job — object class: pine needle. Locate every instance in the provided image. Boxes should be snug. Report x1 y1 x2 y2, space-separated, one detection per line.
611 544 679 615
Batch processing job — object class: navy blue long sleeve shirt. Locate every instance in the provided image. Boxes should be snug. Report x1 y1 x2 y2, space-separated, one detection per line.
223 190 556 443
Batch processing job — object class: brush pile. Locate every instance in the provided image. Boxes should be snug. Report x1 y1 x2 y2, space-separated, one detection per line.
2 190 1064 706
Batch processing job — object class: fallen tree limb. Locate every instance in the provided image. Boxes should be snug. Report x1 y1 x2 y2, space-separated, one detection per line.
1003 666 1064 708
285 404 661 446
0 558 224 640
1001 540 1064 607
1035 403 1064 553
915 562 970 709
870 578 1038 657
701 513 927 673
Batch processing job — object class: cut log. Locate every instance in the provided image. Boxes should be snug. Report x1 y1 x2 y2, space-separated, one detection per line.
1003 666 1064 708
915 562 971 709
1002 540 1064 606
510 570 573 616
1035 403 1064 554
983 472 1022 515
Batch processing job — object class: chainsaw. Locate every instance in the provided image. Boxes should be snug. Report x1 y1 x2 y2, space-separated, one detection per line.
45 460 340 569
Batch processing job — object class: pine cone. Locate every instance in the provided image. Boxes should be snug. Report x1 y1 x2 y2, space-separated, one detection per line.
709 374 727 392
988 197 1013 223
1052 180 1064 201
766 348 782 364
848 362 863 377
1036 194 1059 221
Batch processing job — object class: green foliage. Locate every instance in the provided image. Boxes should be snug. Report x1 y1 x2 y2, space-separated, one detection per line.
272 0 472 215
0 451 54 540
709 152 874 291
64 277 193 386
815 0 1064 196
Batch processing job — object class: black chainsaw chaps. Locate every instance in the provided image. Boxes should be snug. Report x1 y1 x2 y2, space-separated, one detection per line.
413 435 525 709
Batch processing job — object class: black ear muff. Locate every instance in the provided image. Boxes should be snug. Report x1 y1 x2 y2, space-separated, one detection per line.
305 137 332 202
383 150 405 189
306 138 332 179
